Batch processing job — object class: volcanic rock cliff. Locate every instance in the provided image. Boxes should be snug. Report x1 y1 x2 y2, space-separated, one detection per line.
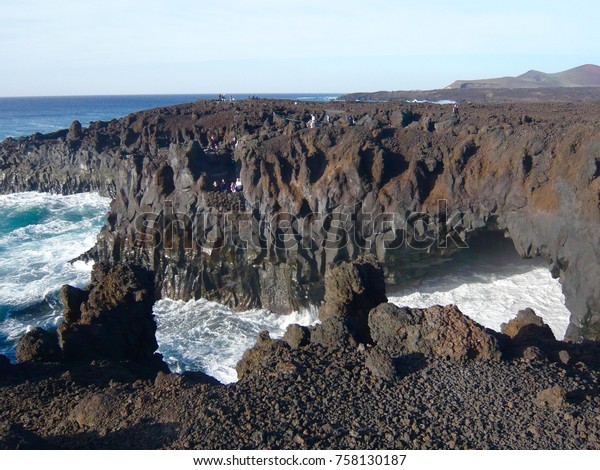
1 99 599 341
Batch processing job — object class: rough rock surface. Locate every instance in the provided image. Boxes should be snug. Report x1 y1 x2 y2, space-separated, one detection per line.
369 303 503 361
1 331 598 450
0 100 600 340
535 386 567 409
282 324 311 350
15 327 61 363
364 348 396 381
1 100 600 340
57 263 159 362
501 307 557 344
317 256 386 342
0 422 52 450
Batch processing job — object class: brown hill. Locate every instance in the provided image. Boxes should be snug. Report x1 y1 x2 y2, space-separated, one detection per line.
446 64 600 89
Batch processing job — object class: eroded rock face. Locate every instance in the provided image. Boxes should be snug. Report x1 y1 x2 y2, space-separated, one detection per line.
315 256 387 344
2 100 600 340
58 263 158 362
369 303 503 361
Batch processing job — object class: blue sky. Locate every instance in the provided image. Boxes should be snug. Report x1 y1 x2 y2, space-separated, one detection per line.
1 0 598 96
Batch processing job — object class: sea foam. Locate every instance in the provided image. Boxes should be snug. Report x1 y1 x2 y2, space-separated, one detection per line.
0 192 111 358
154 299 319 384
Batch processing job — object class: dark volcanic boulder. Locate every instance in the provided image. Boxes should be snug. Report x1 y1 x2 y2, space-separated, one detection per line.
364 347 397 381
310 317 357 348
501 308 556 344
283 324 311 349
15 327 61 363
67 120 83 141
69 390 122 429
236 331 295 381
315 257 387 344
369 303 502 361
60 284 89 324
57 263 158 362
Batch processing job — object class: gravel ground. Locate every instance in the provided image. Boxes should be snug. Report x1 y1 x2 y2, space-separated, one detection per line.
1 338 598 450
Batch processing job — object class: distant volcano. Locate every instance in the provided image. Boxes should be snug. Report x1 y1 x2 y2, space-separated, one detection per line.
446 64 600 89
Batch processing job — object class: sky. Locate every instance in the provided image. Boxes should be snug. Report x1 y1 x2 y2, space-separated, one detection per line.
0 0 599 96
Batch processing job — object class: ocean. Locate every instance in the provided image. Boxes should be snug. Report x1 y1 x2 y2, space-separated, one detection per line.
0 93 340 141
0 192 111 360
0 94 571 383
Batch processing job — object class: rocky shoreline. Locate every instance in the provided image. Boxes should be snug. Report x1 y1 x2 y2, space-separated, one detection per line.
1 98 600 449
1 258 598 450
1 99 600 340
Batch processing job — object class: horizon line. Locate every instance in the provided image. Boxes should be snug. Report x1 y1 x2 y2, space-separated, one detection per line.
0 92 345 100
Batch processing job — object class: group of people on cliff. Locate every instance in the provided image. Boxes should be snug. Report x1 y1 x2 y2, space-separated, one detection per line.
212 177 243 193
306 112 353 129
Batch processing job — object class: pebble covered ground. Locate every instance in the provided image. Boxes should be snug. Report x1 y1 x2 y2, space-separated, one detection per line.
1 338 598 450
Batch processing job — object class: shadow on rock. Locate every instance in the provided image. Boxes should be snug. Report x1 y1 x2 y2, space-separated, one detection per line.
48 420 180 450
394 353 428 377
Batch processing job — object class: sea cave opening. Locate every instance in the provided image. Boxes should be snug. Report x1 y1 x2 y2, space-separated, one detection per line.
388 231 571 339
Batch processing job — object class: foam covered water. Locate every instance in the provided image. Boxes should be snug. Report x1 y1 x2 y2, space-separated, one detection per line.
389 238 570 340
0 192 110 359
154 299 319 384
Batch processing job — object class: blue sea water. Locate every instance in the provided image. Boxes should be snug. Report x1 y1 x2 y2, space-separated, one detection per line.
0 94 340 141
0 192 111 361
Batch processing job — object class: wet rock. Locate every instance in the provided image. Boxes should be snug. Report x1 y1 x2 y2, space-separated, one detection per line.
369 303 502 361
283 324 311 349
15 327 61 363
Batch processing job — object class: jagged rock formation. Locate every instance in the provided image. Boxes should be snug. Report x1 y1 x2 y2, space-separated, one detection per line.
2 259 600 450
501 307 557 345
1 100 600 340
14 263 166 370
315 256 387 344
58 263 160 362
369 303 503 361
